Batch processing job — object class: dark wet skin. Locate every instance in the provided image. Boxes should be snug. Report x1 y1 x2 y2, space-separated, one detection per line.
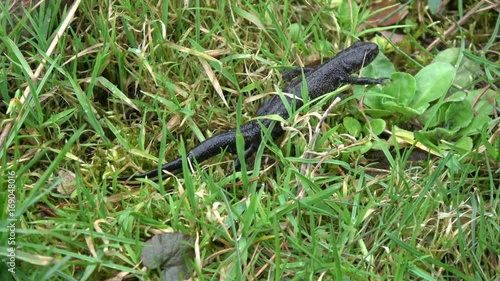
116 42 389 182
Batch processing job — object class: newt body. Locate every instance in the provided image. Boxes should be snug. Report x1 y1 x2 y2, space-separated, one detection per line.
116 42 388 182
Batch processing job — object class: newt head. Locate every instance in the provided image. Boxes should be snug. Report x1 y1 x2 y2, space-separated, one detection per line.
335 42 380 73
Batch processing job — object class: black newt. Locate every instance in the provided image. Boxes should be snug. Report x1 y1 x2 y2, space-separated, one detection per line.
114 42 389 182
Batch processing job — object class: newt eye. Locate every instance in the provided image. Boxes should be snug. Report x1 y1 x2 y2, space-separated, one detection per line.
365 48 379 62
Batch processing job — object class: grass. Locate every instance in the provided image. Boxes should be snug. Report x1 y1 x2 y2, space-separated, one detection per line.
0 0 499 280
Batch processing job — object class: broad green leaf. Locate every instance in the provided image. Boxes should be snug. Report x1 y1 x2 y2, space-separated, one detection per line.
457 114 492 138
341 142 372 154
427 0 446 15
444 102 473 130
363 108 393 118
361 85 396 118
359 142 373 154
419 91 466 127
410 62 456 112
454 57 482 89
382 72 416 106
141 232 194 281
382 100 421 118
365 118 386 136
464 89 500 116
361 86 385 109
343 117 361 137
440 136 473 153
422 127 459 142
432 48 482 89
444 91 467 102
442 153 464 174
432 47 460 65
419 102 447 127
